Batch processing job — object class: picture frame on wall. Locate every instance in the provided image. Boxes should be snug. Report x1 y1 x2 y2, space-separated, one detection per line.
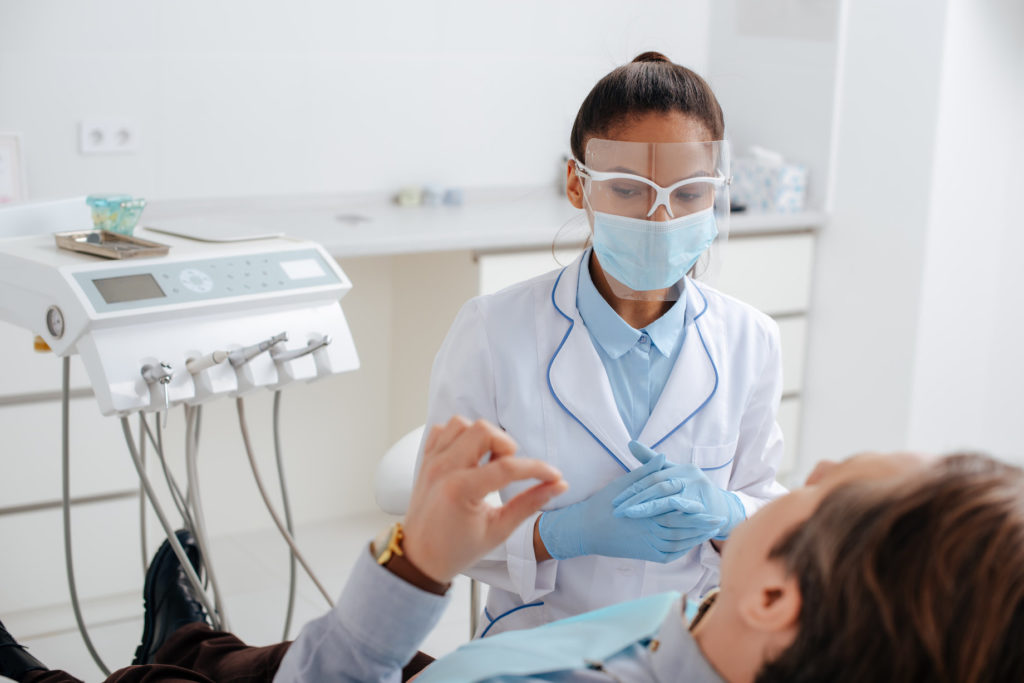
0 133 28 204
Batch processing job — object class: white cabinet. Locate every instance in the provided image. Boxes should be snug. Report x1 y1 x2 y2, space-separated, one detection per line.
716 233 815 314
478 248 583 296
717 231 815 485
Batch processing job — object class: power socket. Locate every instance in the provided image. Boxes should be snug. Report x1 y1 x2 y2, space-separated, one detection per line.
78 119 139 155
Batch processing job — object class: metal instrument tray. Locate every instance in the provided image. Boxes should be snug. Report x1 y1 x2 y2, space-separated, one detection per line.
54 230 170 260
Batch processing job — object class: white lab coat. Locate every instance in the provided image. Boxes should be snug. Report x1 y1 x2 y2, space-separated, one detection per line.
418 250 786 636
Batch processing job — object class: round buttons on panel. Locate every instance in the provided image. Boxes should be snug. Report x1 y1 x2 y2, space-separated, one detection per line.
179 268 214 294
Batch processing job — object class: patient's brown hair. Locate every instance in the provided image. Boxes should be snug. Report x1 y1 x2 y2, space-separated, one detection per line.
757 453 1024 683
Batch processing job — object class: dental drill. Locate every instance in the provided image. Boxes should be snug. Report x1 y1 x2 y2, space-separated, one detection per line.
141 362 173 427
186 350 229 375
271 334 331 363
228 332 288 367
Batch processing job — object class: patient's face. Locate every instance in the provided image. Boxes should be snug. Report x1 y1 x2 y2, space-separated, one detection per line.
718 452 931 594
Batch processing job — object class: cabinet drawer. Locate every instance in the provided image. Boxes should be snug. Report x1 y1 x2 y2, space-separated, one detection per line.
777 397 802 485
0 399 138 508
478 248 583 296
0 499 144 613
479 235 815 317
777 317 807 395
714 234 815 315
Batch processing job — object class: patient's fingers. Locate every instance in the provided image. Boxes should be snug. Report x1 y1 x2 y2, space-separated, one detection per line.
460 455 563 501
423 416 473 465
422 423 443 456
491 479 569 544
445 418 518 469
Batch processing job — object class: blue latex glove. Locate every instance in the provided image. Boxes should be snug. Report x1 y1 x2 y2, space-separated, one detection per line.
538 452 726 563
612 441 746 541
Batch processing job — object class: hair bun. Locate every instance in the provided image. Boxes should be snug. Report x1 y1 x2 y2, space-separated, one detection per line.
632 51 671 64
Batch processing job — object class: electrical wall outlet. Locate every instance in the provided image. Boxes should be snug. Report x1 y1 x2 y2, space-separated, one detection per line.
78 119 139 155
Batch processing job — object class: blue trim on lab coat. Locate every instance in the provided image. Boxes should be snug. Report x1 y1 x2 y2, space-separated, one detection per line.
546 265 721 472
480 601 544 638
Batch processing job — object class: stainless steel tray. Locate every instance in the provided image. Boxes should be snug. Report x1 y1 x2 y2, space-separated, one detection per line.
54 230 170 259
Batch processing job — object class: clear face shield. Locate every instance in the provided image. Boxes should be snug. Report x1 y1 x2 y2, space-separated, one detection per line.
575 139 731 302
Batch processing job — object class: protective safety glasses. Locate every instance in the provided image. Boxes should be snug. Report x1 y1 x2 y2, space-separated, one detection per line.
573 163 728 219
575 139 730 220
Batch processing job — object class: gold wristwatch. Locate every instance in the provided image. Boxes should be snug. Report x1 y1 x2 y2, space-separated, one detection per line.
373 522 405 565
371 522 450 595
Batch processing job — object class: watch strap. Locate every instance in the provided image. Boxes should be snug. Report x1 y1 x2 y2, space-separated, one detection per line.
378 545 450 596
371 523 450 596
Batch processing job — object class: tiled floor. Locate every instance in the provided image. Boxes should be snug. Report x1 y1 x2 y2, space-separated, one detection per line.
9 513 474 680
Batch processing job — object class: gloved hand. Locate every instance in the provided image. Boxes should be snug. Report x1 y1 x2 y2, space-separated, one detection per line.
611 441 746 541
538 452 726 563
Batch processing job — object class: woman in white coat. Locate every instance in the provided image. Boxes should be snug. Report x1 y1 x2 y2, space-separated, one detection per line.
419 52 787 636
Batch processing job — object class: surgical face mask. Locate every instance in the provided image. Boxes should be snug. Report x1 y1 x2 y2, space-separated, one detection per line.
590 205 718 293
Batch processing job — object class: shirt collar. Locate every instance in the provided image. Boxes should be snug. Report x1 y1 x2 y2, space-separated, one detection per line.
645 597 726 683
576 249 687 359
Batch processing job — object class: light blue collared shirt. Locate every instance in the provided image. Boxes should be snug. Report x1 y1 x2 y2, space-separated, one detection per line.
576 251 688 440
277 549 724 682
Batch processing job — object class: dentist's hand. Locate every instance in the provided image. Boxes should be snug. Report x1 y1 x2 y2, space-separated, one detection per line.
612 441 746 541
403 417 569 583
537 453 726 563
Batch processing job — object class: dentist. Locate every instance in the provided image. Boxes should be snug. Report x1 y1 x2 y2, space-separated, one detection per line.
419 52 787 636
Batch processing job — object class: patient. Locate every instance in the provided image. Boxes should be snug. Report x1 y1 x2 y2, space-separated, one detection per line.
2 418 1023 682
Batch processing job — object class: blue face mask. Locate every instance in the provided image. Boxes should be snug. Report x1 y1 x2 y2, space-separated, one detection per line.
591 206 718 292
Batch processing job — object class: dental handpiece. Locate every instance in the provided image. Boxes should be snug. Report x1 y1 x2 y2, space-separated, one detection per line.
141 361 173 385
141 362 173 425
271 335 331 363
228 332 288 367
186 350 229 375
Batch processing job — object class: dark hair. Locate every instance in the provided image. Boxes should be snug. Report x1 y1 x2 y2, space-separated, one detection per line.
756 453 1024 683
569 51 725 160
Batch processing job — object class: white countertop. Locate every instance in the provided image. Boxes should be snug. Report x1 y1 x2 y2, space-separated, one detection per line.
144 187 826 258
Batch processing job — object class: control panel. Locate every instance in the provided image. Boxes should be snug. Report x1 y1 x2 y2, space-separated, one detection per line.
0 230 359 416
73 248 340 313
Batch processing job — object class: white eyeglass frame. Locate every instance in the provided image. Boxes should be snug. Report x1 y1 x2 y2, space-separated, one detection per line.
573 159 730 218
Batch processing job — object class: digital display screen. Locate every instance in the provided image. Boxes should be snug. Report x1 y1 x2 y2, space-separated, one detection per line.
281 258 326 280
93 273 166 304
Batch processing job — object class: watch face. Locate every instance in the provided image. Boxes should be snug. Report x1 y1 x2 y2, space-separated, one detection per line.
373 526 392 561
373 523 402 563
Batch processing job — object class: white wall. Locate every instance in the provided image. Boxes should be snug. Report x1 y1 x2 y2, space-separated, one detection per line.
799 0 1024 473
906 0 1024 460
798 0 949 467
0 0 710 201
707 0 839 211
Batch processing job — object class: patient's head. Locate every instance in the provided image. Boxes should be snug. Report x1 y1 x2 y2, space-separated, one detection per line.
759 453 1024 682
701 452 1024 683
